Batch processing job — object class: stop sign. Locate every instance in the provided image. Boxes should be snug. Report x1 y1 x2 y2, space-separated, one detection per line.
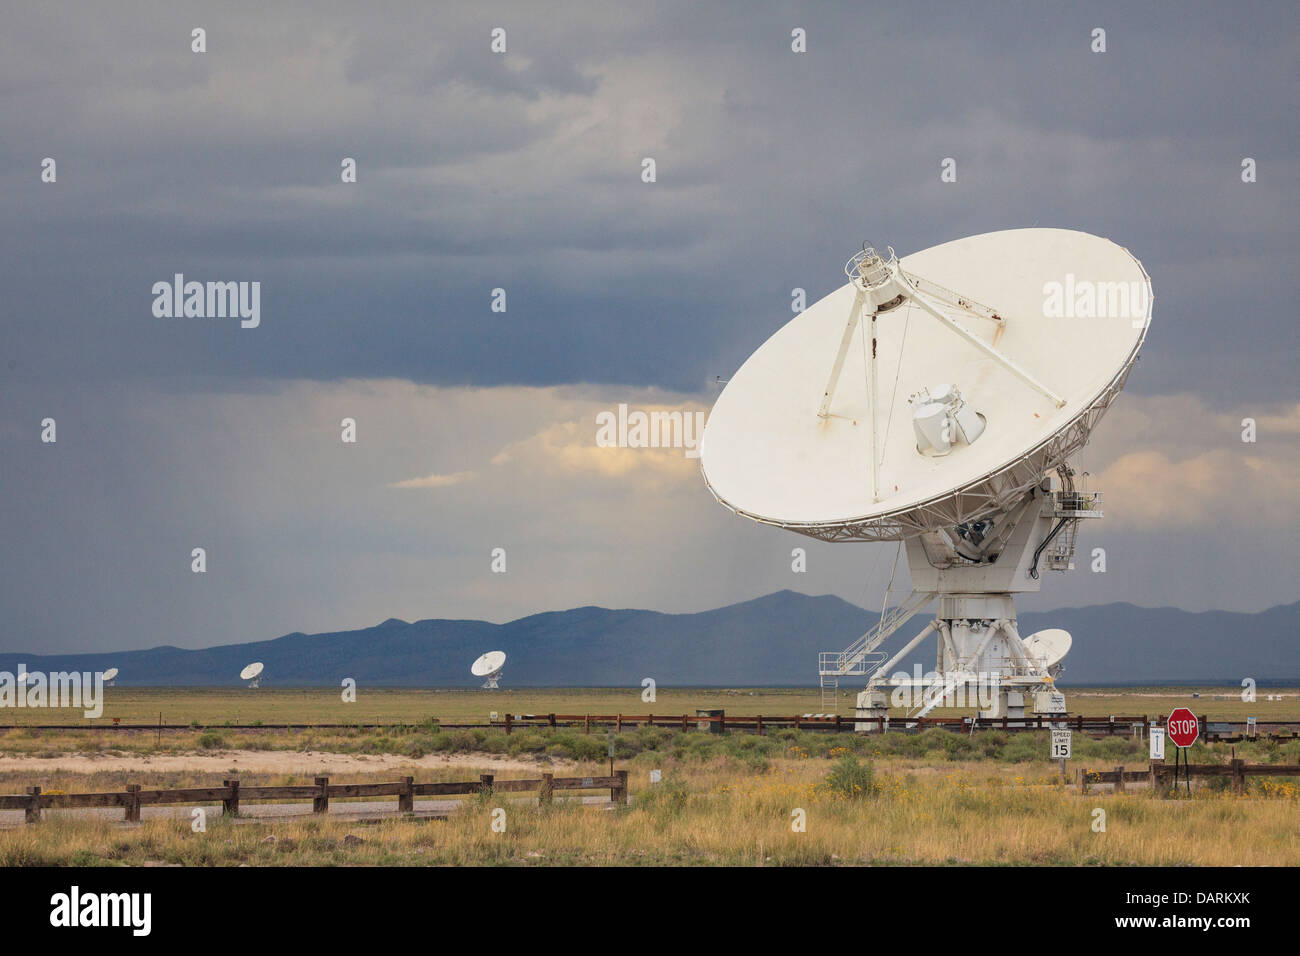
1167 707 1200 748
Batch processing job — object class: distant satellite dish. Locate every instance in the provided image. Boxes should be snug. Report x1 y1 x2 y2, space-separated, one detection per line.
1022 629 1073 675
471 651 506 689
101 667 119 685
240 661 265 688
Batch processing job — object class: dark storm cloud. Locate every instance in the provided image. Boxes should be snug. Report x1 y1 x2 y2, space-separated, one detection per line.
0 1 1295 397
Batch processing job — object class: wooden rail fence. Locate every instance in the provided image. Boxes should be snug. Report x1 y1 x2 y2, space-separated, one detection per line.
0 771 629 825
499 713 1300 740
1077 760 1300 795
2 715 1297 741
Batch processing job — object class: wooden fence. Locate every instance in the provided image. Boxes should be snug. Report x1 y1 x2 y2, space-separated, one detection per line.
1077 760 1300 795
0 771 629 825
502 712 1162 734
2 714 1298 741
499 713 1300 740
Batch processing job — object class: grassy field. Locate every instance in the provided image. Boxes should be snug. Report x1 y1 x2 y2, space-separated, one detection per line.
2 686 1295 866
2 685 1296 727
1 752 1296 866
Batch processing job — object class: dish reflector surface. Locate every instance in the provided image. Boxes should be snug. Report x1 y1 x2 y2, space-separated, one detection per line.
1022 629 1073 669
101 667 119 681
471 651 507 677
700 229 1150 539
240 662 264 680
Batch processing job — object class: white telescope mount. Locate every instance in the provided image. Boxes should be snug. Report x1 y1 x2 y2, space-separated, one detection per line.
834 468 1100 725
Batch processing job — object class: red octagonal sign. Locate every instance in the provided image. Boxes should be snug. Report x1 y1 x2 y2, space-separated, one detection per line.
1167 707 1200 748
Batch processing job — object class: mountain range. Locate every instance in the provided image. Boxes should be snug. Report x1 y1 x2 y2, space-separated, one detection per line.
0 591 1295 686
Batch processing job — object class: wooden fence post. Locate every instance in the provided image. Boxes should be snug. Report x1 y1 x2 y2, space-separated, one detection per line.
612 770 629 806
223 779 239 817
124 783 142 822
1149 759 1166 797
616 714 622 732
584 714 590 734
1076 768 1087 794
504 713 512 736
539 772 553 805
25 786 40 824
398 775 414 813
313 776 329 814
1113 766 1125 794
478 773 494 796
548 713 556 729
1230 759 1245 794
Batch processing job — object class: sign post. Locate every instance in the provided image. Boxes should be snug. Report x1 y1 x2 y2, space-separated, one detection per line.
1050 728 1072 780
1166 707 1199 793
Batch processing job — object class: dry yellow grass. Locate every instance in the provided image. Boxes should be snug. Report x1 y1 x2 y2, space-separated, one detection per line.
2 756 1295 866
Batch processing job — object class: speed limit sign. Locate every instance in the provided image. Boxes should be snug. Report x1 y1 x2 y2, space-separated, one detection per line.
1050 728 1072 759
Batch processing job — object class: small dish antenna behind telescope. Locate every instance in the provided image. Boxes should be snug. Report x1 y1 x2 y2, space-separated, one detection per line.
101 667 119 686
471 651 507 690
1021 629 1072 677
240 661 264 688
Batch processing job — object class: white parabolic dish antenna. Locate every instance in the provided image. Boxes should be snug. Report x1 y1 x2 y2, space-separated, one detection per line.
471 650 507 689
1022 629 1072 674
101 667 119 683
702 229 1148 539
240 661 264 687
701 228 1151 721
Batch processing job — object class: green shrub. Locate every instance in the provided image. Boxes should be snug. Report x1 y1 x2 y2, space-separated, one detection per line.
824 754 877 799
507 731 548 754
739 751 770 773
440 730 478 752
197 732 225 750
638 777 689 816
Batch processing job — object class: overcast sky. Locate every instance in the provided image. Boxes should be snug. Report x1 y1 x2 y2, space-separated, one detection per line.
2 2 1297 653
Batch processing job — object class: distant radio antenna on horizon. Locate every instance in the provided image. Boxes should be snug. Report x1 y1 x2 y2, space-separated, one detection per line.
240 661 264 688
471 651 507 690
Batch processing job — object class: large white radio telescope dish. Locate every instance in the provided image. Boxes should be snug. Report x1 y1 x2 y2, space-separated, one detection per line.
701 228 1151 722
701 229 1150 541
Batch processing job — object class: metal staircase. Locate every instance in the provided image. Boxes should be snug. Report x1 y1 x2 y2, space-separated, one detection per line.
906 674 961 721
818 591 932 713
